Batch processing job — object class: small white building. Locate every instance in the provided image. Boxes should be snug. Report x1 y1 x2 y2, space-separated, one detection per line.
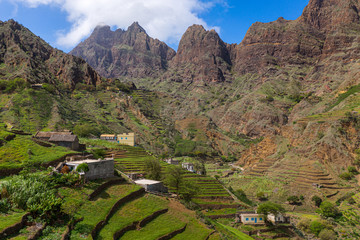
65 158 114 180
182 162 195 172
267 213 290 224
100 134 117 142
164 158 180 165
134 179 168 193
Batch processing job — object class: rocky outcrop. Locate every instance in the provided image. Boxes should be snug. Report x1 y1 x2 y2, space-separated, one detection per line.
0 20 102 88
70 22 176 78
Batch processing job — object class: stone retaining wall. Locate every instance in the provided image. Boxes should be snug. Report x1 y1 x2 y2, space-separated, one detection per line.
0 213 30 239
88 178 125 200
91 188 145 239
207 214 236 219
157 224 187 240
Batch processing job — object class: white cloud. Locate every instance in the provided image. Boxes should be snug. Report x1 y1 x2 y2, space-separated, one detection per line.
10 0 222 48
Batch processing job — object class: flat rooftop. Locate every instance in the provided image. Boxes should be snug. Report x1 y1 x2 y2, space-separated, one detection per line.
134 179 161 185
66 158 114 165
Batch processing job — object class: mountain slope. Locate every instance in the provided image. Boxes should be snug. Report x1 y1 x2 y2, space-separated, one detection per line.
0 20 101 89
70 0 360 197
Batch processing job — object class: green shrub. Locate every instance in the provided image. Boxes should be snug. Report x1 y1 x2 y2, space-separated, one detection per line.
310 221 326 236
0 78 29 93
339 172 353 180
348 166 359 175
312 195 323 207
319 201 341 219
257 201 285 220
0 173 63 218
0 198 11 213
319 229 337 240
92 148 106 159
297 218 311 232
76 163 89 173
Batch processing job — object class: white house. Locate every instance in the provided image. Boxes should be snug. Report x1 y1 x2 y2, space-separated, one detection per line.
182 162 195 172
65 158 114 180
134 179 168 193
267 213 290 224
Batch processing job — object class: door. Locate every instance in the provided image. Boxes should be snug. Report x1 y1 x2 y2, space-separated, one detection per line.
255 218 257 223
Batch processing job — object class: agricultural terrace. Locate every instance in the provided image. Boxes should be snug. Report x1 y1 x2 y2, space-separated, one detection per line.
81 139 241 212
0 129 74 171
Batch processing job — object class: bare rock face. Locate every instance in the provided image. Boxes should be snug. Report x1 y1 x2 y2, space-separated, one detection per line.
168 25 232 83
70 22 176 78
0 20 101 88
300 0 360 31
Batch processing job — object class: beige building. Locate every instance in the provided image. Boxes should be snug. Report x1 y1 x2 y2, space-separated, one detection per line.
117 133 135 146
238 212 265 225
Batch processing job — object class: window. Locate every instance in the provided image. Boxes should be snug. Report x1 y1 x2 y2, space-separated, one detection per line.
251 218 254 221
125 137 127 139
121 137 123 139
246 218 249 221
259 218 263 221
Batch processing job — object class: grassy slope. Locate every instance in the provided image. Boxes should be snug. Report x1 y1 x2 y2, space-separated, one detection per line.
0 135 73 170
217 223 255 240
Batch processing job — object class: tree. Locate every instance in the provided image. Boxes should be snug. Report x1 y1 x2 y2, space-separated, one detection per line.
144 158 162 180
312 195 323 207
180 179 199 201
319 201 341 219
164 165 184 193
257 201 285 220
76 163 89 173
256 191 268 201
287 195 300 205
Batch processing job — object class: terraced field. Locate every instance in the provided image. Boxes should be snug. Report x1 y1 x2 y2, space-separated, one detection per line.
69 184 142 239
245 156 346 198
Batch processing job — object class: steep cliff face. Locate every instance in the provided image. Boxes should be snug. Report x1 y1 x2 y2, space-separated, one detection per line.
167 25 232 83
0 20 101 88
301 0 360 31
70 22 176 78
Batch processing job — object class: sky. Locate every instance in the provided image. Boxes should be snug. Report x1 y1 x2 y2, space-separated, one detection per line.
0 0 309 52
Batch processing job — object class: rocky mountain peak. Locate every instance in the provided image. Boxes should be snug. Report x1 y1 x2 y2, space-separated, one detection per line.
301 0 360 31
127 22 146 34
71 22 175 79
166 24 232 83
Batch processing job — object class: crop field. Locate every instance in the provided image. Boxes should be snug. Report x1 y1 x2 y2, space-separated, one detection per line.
109 146 237 207
69 184 142 239
0 134 73 170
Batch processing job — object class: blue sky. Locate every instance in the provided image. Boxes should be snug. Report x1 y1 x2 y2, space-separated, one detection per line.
0 0 309 52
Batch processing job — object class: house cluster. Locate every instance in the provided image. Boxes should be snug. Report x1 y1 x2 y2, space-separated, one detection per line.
34 131 85 151
100 133 135 146
236 211 290 225
164 158 204 175
56 158 114 180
